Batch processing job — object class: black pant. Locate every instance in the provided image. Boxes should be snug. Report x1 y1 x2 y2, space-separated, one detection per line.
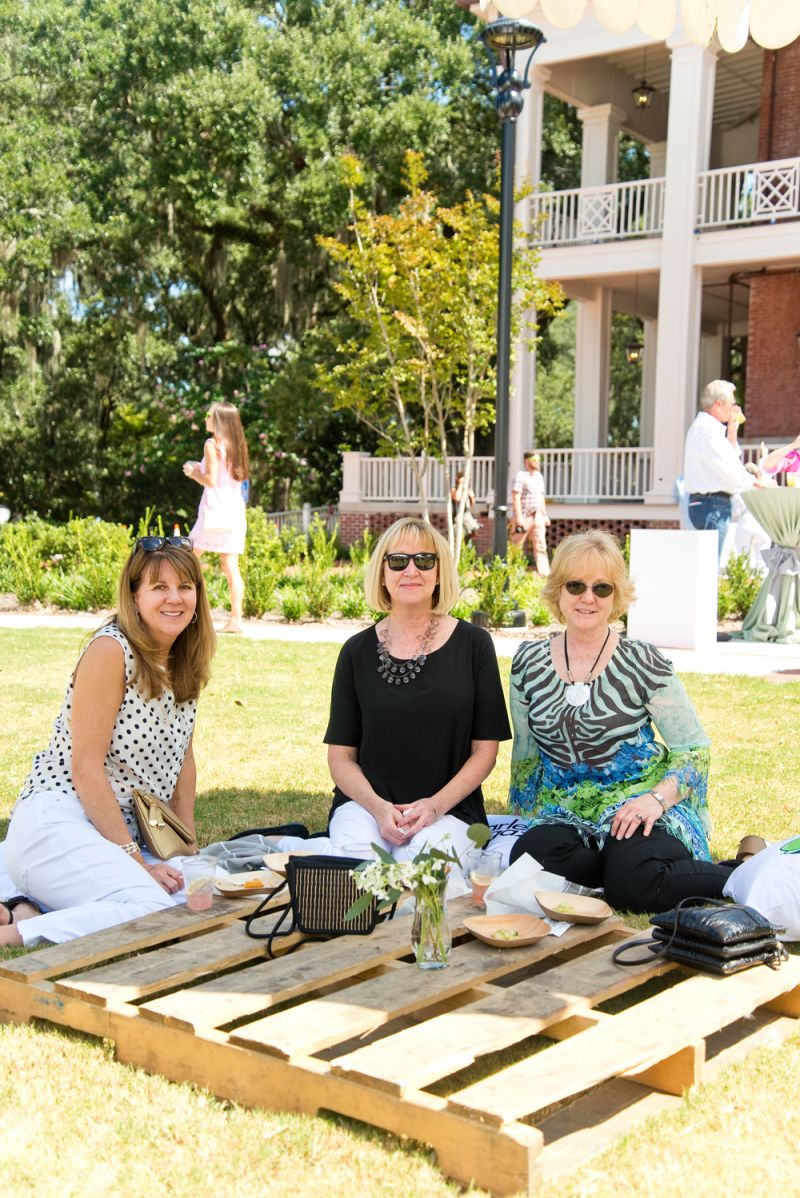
509 823 734 914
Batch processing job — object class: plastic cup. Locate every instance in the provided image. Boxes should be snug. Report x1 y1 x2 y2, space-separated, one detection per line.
181 855 216 911
465 850 502 907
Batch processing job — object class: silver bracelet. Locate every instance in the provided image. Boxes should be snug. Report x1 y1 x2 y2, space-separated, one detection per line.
119 840 140 856
648 791 669 815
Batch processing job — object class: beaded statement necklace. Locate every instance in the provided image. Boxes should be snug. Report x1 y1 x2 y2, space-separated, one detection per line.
376 617 439 685
563 628 610 707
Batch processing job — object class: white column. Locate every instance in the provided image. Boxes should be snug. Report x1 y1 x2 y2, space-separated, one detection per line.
510 66 550 471
574 285 611 447
339 451 363 505
577 104 627 187
699 330 724 391
640 318 657 446
649 140 668 179
648 38 717 504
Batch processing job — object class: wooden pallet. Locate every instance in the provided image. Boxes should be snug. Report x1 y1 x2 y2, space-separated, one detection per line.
1 894 799 1195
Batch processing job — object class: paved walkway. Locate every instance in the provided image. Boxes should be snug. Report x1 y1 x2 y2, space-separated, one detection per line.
2 610 800 679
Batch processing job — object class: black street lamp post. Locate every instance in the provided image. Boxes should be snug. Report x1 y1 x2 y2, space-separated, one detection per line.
480 19 545 558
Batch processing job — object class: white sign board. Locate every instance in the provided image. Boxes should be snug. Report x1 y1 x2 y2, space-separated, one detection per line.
627 529 718 651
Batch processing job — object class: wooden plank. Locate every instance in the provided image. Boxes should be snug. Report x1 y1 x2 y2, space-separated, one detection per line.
138 910 432 1031
331 934 667 1094
764 984 800 1016
447 954 800 1126
0 896 260 983
625 1042 705 1094
54 918 277 1005
231 923 617 1060
107 1008 543 1198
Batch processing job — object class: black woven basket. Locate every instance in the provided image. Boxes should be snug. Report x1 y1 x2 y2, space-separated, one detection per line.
245 855 379 958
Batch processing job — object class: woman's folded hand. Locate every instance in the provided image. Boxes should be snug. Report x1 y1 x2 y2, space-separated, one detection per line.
610 793 663 840
146 862 184 894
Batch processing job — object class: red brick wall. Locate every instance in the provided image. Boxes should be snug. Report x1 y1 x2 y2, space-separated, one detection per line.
746 39 800 435
757 42 800 161
746 273 800 436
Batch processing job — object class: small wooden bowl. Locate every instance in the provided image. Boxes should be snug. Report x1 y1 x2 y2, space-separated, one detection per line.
262 850 317 876
215 869 282 897
463 913 551 947
534 890 612 924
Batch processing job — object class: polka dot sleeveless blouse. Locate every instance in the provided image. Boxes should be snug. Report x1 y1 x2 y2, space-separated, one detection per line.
16 625 196 838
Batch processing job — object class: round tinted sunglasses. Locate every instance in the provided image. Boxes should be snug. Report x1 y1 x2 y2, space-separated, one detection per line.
135 536 193 552
564 580 614 598
384 552 438 572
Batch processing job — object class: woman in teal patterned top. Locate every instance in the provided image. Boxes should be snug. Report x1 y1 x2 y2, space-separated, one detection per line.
508 530 734 913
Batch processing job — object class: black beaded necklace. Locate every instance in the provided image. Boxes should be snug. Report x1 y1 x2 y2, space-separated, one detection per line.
563 628 610 707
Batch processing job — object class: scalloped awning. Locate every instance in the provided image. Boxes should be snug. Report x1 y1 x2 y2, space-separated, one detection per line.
468 1 800 52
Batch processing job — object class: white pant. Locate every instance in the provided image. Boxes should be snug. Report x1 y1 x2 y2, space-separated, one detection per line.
5 791 185 946
328 801 474 898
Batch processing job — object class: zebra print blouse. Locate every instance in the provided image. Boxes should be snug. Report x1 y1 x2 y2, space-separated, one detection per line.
508 635 713 859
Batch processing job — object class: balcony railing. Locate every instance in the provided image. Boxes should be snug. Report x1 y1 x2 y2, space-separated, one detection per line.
531 177 665 247
697 157 800 229
352 449 653 504
345 443 782 507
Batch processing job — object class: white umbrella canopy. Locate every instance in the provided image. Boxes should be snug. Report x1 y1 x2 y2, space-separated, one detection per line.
481 0 800 49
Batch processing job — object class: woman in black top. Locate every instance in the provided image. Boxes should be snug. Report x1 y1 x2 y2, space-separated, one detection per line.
325 518 511 862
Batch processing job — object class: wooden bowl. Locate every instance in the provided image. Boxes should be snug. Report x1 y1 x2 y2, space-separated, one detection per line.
262 850 317 876
534 890 612 924
463 913 551 948
215 869 282 897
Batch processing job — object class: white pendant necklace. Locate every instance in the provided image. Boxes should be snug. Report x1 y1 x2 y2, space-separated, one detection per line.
563 628 611 707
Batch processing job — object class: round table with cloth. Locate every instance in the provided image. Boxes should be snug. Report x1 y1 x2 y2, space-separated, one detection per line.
741 488 800 643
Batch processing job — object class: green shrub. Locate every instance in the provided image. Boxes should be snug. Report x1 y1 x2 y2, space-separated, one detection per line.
718 551 763 620
300 516 339 620
340 585 367 620
449 597 475 622
280 590 308 622
0 520 51 603
348 528 376 570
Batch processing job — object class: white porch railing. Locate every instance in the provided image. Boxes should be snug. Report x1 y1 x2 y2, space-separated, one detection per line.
531 178 665 247
697 157 800 229
352 449 654 504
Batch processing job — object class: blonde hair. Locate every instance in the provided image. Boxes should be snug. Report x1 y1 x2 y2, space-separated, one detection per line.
364 518 460 615
208 401 249 482
113 544 216 701
541 530 635 623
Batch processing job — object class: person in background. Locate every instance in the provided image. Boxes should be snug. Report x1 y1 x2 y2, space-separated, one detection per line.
325 517 510 865
509 450 550 575
450 471 480 542
184 401 249 634
508 530 734 915
683 380 757 561
0 539 216 947
760 433 800 481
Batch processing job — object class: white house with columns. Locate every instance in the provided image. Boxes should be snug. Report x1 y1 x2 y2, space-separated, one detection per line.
337 8 800 547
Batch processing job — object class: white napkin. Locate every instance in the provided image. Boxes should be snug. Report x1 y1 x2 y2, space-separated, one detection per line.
484 854 597 937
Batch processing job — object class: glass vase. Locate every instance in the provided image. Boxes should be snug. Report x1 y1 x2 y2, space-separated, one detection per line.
411 881 451 969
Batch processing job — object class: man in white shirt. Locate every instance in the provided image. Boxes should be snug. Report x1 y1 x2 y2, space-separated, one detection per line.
510 451 550 575
683 379 755 561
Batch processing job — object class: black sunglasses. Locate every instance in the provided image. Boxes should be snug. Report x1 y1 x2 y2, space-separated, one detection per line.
564 580 614 598
135 536 193 552
384 552 438 572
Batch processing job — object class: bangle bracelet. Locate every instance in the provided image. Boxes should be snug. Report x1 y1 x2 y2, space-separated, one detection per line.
649 791 669 815
119 841 140 856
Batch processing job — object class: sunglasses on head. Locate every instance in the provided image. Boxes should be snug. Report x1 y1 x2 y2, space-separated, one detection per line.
564 580 614 598
135 536 193 553
384 551 438 572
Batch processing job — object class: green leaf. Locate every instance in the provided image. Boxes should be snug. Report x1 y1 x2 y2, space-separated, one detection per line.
467 822 491 849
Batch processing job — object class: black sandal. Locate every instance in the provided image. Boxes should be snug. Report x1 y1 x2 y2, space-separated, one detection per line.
1 896 42 925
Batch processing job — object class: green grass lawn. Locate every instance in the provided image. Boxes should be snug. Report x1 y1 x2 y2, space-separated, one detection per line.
1 628 800 1197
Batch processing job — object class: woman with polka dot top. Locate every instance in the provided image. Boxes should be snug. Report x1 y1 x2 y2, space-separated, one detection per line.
0 538 216 947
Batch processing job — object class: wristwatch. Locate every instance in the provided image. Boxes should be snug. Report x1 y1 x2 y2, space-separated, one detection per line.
648 790 669 815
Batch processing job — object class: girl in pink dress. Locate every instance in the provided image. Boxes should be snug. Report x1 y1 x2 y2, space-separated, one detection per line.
183 402 250 633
